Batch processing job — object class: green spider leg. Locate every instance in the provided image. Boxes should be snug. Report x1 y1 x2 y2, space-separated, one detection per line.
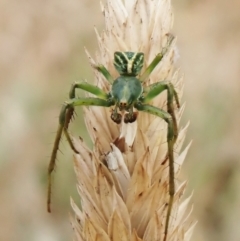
139 34 175 83
47 82 114 212
134 101 177 241
136 34 178 241
140 76 180 241
143 80 180 139
93 64 114 84
142 80 180 241
139 80 180 241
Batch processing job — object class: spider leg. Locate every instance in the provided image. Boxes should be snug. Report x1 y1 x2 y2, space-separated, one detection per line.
134 102 177 241
65 81 110 129
93 64 114 84
139 34 175 83
69 81 109 99
47 92 114 213
142 80 180 140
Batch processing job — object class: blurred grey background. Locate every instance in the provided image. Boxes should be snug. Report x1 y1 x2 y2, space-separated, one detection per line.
0 0 239 240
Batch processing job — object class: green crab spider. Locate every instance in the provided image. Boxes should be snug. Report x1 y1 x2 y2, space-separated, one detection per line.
47 35 179 241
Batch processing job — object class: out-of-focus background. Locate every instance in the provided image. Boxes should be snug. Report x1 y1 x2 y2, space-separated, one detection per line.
0 0 239 240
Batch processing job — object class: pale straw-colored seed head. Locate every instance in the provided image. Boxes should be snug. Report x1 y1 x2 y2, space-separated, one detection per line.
70 0 196 240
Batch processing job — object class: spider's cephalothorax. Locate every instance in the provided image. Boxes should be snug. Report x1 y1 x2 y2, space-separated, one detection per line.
48 34 179 241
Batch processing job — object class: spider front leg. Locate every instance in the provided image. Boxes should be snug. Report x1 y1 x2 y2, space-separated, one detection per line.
134 103 176 241
142 81 180 241
143 80 180 140
47 82 113 212
64 82 110 131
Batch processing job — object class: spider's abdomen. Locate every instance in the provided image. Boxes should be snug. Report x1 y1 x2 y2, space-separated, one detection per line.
111 76 143 108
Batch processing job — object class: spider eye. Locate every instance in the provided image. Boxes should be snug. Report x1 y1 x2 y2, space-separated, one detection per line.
114 52 144 76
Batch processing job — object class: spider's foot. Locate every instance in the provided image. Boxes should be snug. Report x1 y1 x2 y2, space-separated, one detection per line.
124 112 138 123
111 112 122 124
